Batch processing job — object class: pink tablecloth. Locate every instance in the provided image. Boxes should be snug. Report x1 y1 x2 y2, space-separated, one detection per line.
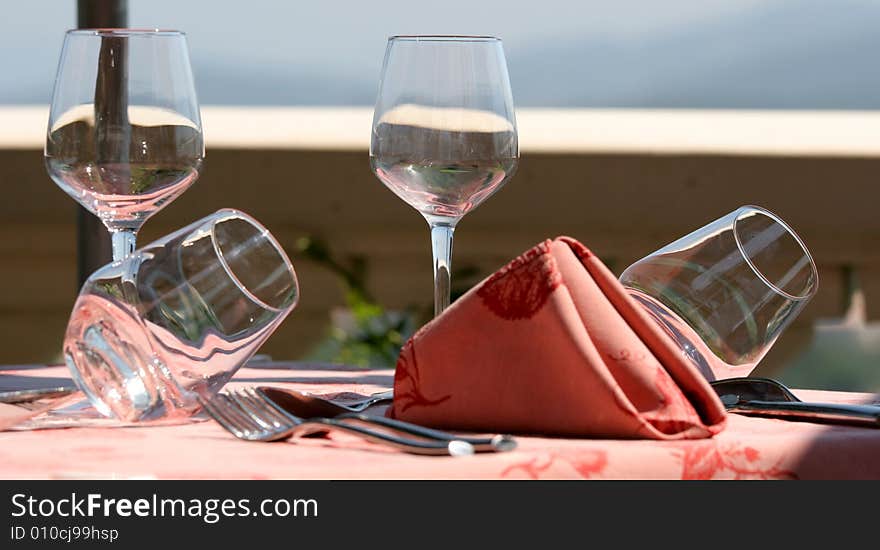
2 362 879 480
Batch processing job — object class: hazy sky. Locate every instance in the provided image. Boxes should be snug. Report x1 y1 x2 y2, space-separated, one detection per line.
2 0 876 107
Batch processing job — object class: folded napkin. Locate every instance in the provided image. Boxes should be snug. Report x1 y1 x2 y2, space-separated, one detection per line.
389 237 727 439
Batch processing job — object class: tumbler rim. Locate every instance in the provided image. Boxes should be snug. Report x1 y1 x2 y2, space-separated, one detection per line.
733 204 818 302
209 208 299 313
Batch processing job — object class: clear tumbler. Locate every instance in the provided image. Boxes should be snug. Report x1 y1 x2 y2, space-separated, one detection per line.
619 205 818 380
63 209 299 421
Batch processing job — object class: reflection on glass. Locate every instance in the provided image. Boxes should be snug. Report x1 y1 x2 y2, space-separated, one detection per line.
45 29 204 261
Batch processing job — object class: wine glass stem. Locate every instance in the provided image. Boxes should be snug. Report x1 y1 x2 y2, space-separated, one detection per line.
111 229 137 262
430 222 456 317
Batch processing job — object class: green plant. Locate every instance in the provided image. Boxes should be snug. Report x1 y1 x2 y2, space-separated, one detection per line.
295 236 416 368
295 235 483 369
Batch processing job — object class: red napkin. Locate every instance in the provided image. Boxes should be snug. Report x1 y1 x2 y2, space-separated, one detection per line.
389 237 727 439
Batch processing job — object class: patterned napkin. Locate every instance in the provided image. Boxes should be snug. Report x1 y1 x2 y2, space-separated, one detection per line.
388 237 727 439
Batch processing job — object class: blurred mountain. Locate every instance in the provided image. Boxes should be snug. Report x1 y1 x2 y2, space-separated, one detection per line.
5 0 879 108
191 0 880 107
506 0 880 108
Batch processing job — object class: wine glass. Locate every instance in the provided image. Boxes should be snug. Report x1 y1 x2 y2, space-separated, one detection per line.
63 209 299 422
619 205 818 381
370 36 519 316
45 29 204 262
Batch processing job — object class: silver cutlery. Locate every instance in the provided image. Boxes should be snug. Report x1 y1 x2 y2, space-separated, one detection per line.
198 388 476 456
711 377 880 427
257 386 516 452
0 390 85 431
0 386 79 405
315 389 395 413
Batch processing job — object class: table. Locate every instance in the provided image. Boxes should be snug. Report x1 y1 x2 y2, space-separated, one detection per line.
2 362 879 480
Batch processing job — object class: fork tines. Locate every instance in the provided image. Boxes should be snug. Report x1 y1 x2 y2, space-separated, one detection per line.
199 388 476 456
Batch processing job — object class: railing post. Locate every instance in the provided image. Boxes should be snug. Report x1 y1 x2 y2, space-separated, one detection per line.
74 0 128 287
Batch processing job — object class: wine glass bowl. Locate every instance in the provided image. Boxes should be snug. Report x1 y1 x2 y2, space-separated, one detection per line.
45 29 204 261
370 36 518 316
371 104 518 220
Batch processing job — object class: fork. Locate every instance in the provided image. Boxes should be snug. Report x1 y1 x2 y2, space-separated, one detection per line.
198 388 475 456
256 386 517 452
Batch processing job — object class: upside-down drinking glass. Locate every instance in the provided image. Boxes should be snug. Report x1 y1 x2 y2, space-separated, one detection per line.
63 209 299 422
370 35 519 316
619 205 818 381
45 29 204 261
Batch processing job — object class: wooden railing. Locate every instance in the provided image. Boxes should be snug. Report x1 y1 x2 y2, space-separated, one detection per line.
2 106 879 378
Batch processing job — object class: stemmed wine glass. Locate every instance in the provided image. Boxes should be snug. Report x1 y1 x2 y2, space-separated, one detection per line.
370 36 519 316
45 29 204 262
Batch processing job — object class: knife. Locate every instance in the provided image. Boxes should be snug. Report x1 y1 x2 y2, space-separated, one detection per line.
0 386 78 404
711 377 880 428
